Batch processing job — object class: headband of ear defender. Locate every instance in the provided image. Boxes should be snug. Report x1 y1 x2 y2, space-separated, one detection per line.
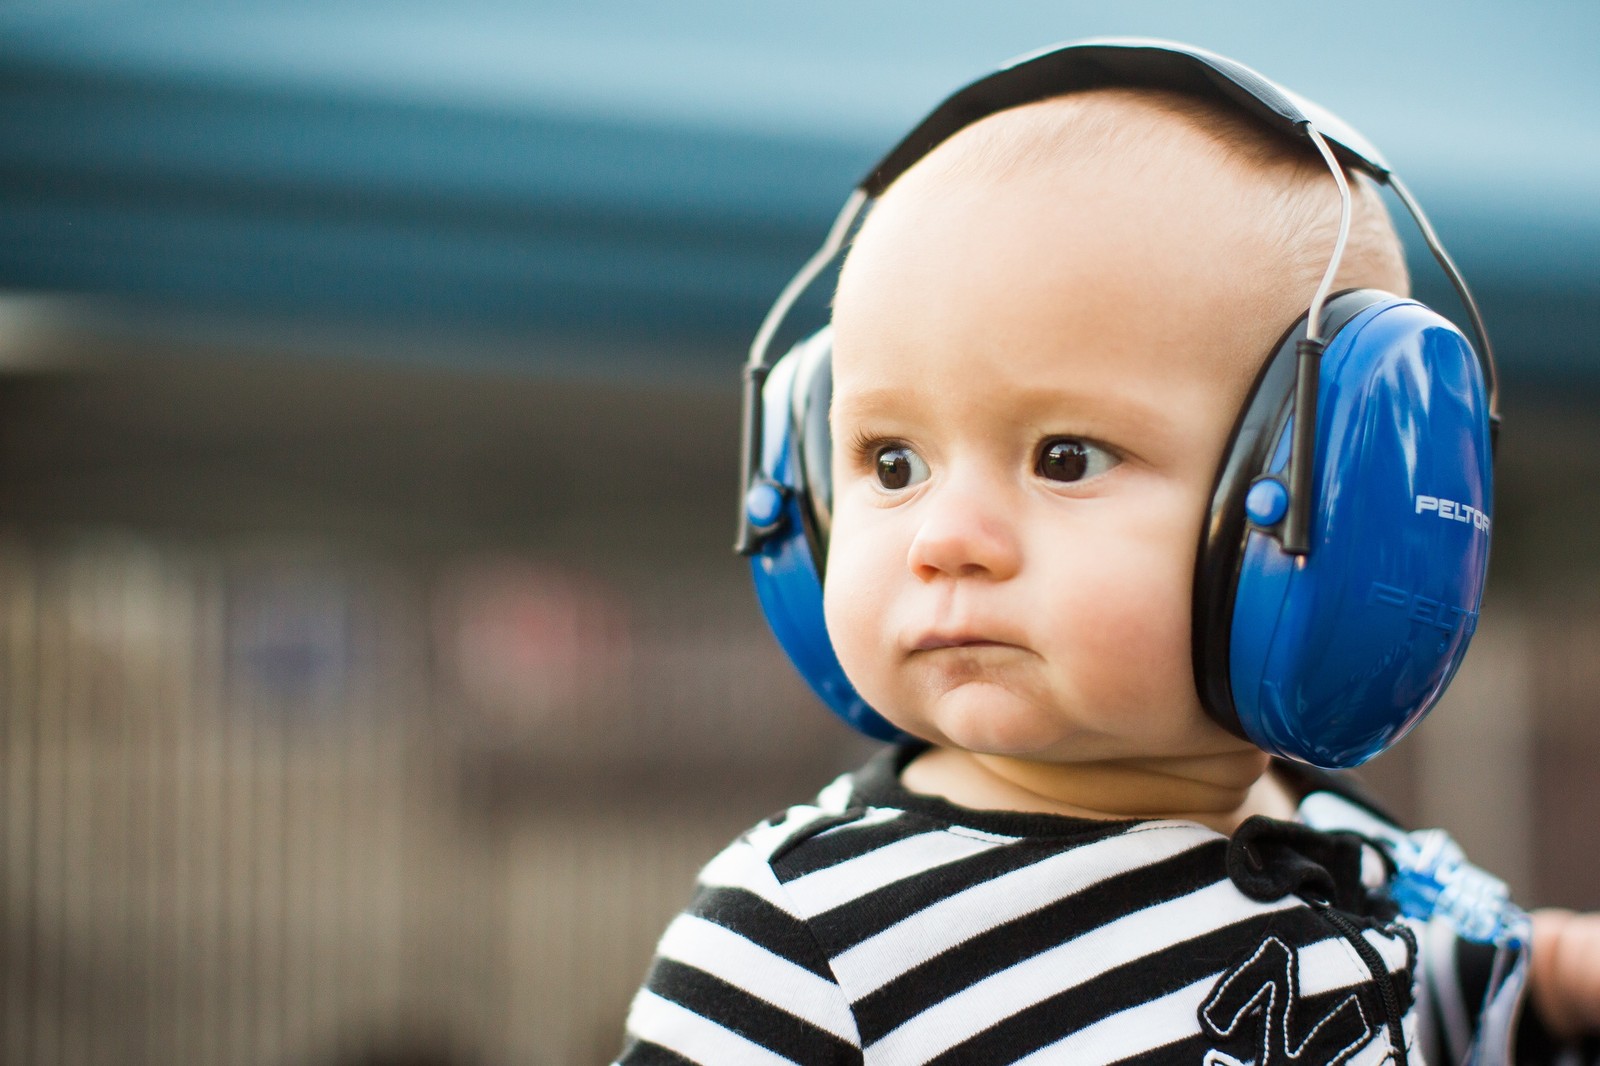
736 37 1500 768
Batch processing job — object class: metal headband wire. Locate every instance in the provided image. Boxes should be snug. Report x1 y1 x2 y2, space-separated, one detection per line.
746 189 869 372
1387 173 1499 411
1303 124 1354 346
1279 123 1501 555
736 190 869 553
1280 123 1354 556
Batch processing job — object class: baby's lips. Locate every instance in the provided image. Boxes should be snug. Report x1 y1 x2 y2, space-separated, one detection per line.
906 627 1029 652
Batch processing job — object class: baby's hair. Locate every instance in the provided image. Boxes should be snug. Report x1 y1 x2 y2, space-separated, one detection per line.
879 86 1409 301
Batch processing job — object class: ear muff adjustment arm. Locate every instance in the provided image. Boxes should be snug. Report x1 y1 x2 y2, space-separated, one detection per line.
1282 337 1326 554
736 363 774 555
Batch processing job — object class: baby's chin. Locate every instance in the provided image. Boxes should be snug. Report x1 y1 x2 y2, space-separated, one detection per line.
889 686 1129 761
887 684 1246 766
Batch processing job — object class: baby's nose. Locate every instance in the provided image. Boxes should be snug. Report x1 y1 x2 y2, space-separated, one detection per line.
905 483 1022 582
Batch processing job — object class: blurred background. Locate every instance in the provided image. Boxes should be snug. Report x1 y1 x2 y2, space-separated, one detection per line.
1 1 1597 1063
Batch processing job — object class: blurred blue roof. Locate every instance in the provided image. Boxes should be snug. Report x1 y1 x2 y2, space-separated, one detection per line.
1 0 1596 381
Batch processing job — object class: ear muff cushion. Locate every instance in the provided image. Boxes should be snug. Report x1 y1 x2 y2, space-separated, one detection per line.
793 331 836 566
1194 289 1384 737
747 331 905 741
1200 296 1493 768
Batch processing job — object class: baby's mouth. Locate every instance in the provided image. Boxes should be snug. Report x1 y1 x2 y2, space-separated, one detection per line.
910 632 1021 652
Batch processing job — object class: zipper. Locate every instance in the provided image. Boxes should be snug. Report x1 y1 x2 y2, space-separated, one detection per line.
1313 900 1408 1066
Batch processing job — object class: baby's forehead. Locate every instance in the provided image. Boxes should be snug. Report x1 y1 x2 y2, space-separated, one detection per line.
826 92 1356 438
888 87 1305 205
835 86 1406 370
838 100 1293 314
844 92 1315 295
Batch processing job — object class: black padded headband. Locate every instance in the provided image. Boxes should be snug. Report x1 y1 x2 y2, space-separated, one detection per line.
860 37 1393 196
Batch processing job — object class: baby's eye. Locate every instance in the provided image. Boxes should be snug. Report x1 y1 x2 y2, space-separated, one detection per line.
874 445 930 491
1036 438 1118 483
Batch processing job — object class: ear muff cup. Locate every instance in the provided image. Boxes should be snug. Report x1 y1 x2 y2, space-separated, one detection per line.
1194 291 1494 767
746 329 905 741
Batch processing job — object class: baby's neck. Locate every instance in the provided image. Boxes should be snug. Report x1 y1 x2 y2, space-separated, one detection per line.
900 746 1296 835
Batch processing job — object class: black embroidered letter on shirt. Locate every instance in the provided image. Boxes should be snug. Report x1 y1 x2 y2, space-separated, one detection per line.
1201 936 1375 1065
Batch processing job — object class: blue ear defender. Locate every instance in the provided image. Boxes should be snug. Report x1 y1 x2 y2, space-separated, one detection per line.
742 330 905 741
735 38 1501 767
1194 290 1494 767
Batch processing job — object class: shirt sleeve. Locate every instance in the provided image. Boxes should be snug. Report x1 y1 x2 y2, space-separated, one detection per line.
615 837 862 1066
1413 915 1600 1065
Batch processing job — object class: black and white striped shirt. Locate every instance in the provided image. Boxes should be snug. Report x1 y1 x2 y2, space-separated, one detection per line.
618 745 1580 1065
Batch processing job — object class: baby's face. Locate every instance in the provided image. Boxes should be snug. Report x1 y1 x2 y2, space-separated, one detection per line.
824 141 1308 769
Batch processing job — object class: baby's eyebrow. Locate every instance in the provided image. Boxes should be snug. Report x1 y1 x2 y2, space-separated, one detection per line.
828 386 904 424
831 382 1172 442
1001 384 1171 435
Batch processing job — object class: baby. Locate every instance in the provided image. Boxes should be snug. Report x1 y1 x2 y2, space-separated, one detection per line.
618 45 1600 1066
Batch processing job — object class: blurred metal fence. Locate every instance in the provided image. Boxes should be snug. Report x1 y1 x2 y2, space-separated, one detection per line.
0 529 863 1066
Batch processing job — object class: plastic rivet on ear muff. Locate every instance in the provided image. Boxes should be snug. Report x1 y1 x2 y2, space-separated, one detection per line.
745 482 785 533
1245 479 1290 527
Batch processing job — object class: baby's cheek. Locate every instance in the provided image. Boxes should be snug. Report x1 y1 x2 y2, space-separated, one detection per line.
1090 595 1190 667
822 540 888 696
1053 554 1196 699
